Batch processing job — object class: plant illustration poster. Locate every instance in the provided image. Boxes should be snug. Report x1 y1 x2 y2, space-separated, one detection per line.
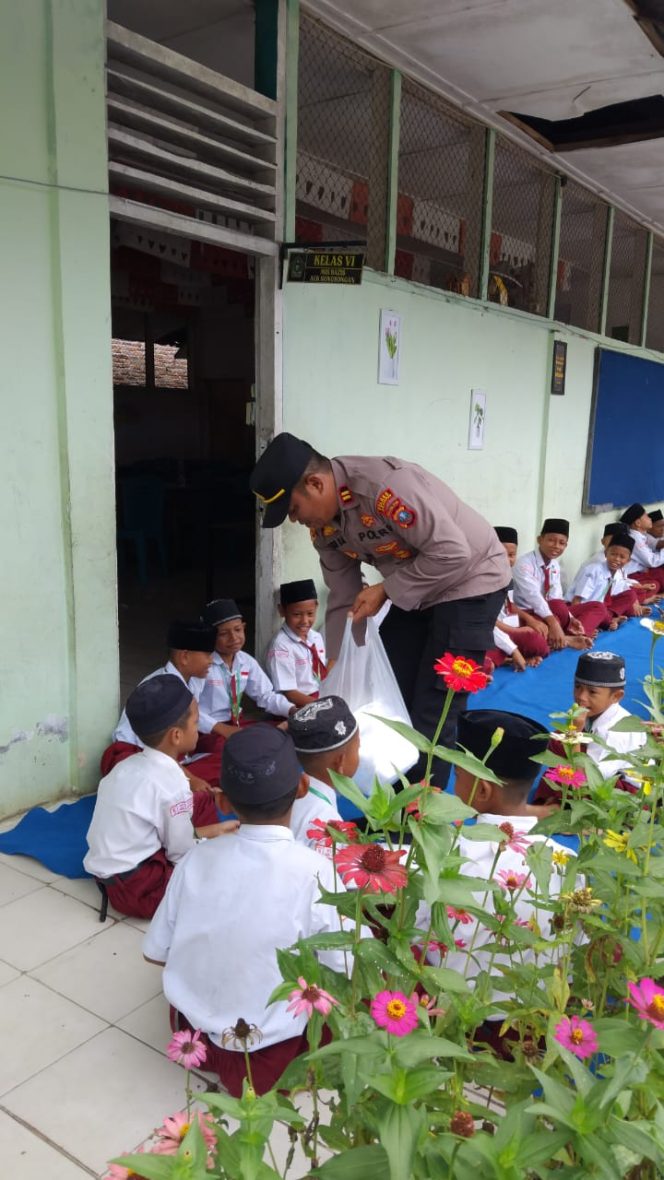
378 310 401 385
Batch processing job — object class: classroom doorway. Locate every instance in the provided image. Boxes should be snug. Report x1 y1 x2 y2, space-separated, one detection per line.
111 221 258 697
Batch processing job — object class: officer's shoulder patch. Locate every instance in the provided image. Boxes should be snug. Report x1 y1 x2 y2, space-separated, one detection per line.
390 499 417 528
338 485 354 505
360 513 376 528
375 487 396 517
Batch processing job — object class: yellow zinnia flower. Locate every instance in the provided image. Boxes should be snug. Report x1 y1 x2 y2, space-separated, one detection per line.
603 830 638 864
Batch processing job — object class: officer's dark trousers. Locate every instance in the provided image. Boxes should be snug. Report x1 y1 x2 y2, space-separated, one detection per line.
380 587 507 788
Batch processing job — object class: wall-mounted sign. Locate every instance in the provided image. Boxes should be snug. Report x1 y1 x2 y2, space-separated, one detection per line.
468 389 487 450
378 309 401 385
287 249 365 285
551 339 567 395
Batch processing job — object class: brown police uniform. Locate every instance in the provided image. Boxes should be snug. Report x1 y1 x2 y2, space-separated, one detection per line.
314 456 509 657
310 456 510 787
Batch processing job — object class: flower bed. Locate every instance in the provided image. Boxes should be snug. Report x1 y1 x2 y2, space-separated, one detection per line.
108 635 664 1180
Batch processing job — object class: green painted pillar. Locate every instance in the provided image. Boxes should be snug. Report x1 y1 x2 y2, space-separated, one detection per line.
255 0 279 100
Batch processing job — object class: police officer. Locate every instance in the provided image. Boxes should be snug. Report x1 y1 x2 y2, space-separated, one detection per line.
250 433 510 786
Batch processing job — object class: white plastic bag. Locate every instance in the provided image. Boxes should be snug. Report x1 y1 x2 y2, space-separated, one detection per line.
321 616 418 795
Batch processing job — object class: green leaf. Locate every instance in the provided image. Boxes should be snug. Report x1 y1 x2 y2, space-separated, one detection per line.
432 744 504 785
367 1065 444 1104
111 1155 176 1180
377 1101 425 1180
393 1031 472 1065
372 715 433 754
610 716 648 732
420 964 471 995
417 791 478 825
592 1019 646 1057
308 1031 387 1060
328 770 369 815
608 1116 664 1164
300 931 356 950
460 823 505 843
313 1145 389 1179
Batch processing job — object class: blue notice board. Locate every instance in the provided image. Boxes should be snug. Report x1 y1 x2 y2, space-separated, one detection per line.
584 348 664 510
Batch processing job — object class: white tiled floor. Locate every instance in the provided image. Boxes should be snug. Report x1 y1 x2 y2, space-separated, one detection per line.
0 849 209 1178
0 844 318 1179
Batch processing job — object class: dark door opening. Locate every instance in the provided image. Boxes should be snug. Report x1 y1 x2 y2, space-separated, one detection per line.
111 220 257 699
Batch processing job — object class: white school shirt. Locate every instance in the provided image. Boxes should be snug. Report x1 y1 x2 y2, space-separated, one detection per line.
416 814 573 1006
143 826 351 1049
626 529 664 575
512 550 564 618
83 747 195 878
290 776 341 853
585 701 647 779
198 650 291 724
266 625 327 696
567 558 634 603
492 591 519 655
112 661 212 746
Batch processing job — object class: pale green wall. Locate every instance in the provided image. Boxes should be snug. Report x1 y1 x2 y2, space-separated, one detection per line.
0 0 118 817
280 270 661 608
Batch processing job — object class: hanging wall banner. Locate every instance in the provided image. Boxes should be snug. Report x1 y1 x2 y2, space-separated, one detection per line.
378 310 401 385
468 389 487 450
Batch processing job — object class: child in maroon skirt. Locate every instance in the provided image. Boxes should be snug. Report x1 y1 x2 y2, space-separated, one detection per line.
512 518 601 650
144 725 355 1096
84 675 238 918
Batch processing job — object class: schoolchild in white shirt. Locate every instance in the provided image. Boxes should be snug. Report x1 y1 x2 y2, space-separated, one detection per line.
84 676 238 919
568 531 648 622
533 651 647 805
648 508 664 540
102 621 226 797
619 503 664 596
266 578 327 707
512 517 600 650
144 725 353 1097
287 695 360 852
198 598 292 735
485 527 550 671
416 710 572 1057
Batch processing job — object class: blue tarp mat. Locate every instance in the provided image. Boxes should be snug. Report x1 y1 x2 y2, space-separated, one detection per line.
0 794 96 878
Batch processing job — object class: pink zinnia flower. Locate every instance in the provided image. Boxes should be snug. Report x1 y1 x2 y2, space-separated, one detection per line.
166 1028 207 1069
286 976 338 1018
544 765 587 790
370 990 418 1036
433 653 489 693
447 906 473 925
153 1110 216 1154
554 1015 598 1060
334 842 408 893
498 822 531 855
105 1166 136 1180
627 978 664 1029
305 818 359 846
496 868 532 893
428 938 466 956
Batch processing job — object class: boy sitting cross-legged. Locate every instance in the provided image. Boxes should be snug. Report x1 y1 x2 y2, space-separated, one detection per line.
287 695 360 852
512 518 601 650
567 530 649 623
266 578 327 707
198 598 293 736
84 676 238 919
143 725 354 1097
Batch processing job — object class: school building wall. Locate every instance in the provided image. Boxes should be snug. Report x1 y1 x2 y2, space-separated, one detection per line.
0 0 118 819
279 268 661 607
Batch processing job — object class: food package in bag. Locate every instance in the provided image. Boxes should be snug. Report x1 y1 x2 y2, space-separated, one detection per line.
321 616 418 795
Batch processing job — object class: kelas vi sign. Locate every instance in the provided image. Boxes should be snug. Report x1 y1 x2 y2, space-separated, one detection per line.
288 249 365 285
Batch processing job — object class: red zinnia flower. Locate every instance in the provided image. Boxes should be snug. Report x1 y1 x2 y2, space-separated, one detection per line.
433 653 489 693
306 819 359 847
334 843 408 893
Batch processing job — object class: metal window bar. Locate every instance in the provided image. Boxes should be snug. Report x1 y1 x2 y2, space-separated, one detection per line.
605 211 649 345
489 137 556 316
646 239 664 352
554 180 608 333
395 79 485 296
295 14 390 271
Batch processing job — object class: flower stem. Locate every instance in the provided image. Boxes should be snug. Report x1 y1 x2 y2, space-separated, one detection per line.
424 688 455 786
